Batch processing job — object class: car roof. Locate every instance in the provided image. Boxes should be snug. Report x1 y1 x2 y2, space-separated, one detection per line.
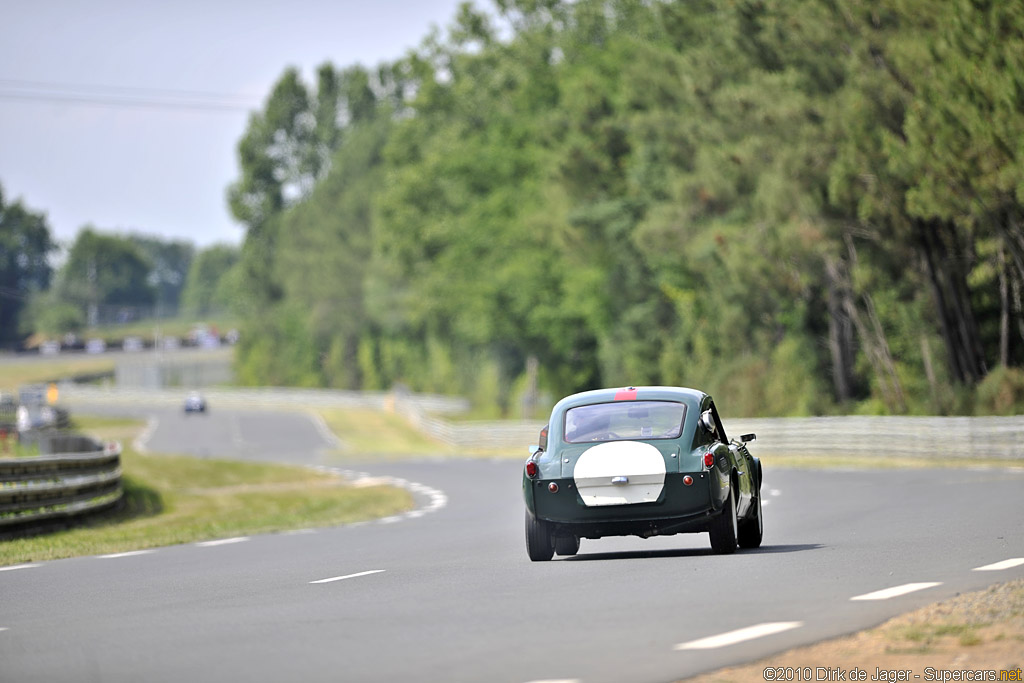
552 386 707 414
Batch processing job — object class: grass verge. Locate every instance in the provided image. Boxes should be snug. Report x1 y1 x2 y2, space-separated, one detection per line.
0 416 413 566
0 356 116 393
682 579 1024 682
318 408 453 459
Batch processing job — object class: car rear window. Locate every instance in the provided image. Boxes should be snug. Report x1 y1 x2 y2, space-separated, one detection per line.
563 401 686 443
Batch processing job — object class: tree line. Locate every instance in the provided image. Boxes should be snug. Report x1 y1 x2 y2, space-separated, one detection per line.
0 187 240 342
8 0 1023 417
226 0 1024 416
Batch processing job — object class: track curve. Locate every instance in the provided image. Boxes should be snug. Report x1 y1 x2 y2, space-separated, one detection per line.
1 406 1022 683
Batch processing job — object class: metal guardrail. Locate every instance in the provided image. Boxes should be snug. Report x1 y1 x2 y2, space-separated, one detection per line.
722 416 1024 460
52 384 1024 460
0 435 122 528
394 401 1024 460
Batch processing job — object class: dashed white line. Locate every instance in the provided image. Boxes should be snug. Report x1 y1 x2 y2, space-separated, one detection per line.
99 550 156 559
674 621 803 650
0 564 40 572
310 569 385 585
769 489 781 497
850 582 941 601
0 627 8 633
524 679 580 683
196 537 250 547
973 558 1024 572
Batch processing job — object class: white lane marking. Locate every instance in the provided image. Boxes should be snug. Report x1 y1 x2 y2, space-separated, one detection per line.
310 569 385 585
850 582 941 601
769 489 781 496
284 528 316 535
0 564 40 572
524 680 580 683
327 467 448 524
197 537 249 547
973 558 1024 572
674 621 803 650
308 411 343 449
0 628 8 632
761 499 771 507
133 417 157 453
99 550 156 559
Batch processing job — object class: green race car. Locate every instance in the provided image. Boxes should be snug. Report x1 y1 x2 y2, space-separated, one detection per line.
523 386 762 561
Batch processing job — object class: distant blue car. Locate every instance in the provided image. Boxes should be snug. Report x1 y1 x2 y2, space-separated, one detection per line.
184 392 207 414
523 386 761 561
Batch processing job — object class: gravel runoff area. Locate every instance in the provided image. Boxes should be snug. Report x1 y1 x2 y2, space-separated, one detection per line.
684 579 1024 683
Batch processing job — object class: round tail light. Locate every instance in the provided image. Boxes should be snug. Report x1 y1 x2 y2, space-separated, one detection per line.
703 452 715 468
525 461 539 478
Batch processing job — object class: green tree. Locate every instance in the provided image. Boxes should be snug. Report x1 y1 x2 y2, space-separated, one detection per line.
0 184 56 347
55 228 155 325
127 235 194 317
180 244 241 317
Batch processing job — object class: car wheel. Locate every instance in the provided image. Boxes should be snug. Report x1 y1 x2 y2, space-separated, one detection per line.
709 485 738 554
553 535 580 557
525 510 554 561
738 492 763 549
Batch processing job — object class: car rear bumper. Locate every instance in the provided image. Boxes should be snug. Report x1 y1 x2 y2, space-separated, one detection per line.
525 471 721 539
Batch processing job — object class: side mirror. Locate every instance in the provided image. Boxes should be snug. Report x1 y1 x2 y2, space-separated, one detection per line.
740 433 756 443
538 425 548 451
699 410 717 434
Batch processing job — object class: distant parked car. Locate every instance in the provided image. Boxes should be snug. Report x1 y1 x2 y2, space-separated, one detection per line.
122 336 143 352
523 386 762 561
183 392 207 414
85 339 106 354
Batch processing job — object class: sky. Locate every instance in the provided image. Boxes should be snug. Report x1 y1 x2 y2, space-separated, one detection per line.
0 0 472 250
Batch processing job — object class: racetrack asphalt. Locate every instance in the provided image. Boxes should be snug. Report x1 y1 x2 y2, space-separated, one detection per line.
1 405 1022 683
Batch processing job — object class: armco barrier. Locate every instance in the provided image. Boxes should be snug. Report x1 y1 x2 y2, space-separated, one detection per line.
394 401 1024 460
0 435 122 528
52 384 1024 460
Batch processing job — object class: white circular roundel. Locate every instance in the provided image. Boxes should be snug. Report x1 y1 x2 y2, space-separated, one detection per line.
573 441 666 507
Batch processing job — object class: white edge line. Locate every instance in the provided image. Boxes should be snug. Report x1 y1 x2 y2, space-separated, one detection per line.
973 558 1024 572
197 537 250 547
308 411 343 449
310 569 386 585
675 621 803 650
0 627 8 632
98 550 156 559
0 564 40 572
850 582 941 601
132 416 157 453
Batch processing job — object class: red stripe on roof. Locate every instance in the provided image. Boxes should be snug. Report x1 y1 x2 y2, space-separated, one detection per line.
614 388 638 401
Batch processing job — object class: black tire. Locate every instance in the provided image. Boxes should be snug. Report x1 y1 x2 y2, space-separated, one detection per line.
553 535 580 557
709 485 738 554
525 510 554 561
738 492 763 549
